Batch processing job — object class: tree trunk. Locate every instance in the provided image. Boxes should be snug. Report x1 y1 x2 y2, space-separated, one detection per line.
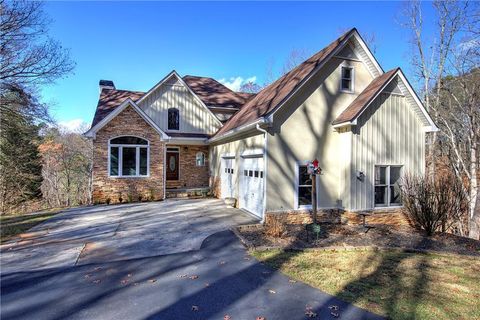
468 142 479 239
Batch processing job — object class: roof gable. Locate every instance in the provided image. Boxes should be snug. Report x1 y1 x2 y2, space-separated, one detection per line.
136 71 223 127
85 99 169 139
333 68 438 132
91 89 144 127
215 28 383 138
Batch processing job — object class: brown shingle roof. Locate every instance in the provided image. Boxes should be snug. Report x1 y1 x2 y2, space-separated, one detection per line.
183 75 248 109
333 68 399 125
215 28 356 136
91 89 145 127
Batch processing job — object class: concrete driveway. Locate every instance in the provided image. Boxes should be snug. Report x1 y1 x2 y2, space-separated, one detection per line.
0 199 258 273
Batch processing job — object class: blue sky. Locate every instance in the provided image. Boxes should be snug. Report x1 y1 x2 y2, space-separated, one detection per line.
41 1 436 130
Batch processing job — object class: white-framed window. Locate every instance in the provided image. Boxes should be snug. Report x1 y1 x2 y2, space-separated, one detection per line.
340 66 354 92
109 136 149 177
296 162 313 208
168 108 179 130
374 165 403 207
196 152 205 166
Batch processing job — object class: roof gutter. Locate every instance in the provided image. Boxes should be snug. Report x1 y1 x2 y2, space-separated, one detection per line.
208 118 269 144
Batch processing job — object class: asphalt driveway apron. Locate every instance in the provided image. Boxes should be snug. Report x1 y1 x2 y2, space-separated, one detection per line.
1 230 383 320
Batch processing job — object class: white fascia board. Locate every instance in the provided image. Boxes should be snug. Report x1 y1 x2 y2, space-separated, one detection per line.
351 30 384 75
135 70 177 105
137 70 223 127
167 137 208 145
84 98 170 140
208 118 268 144
396 70 439 132
332 120 356 130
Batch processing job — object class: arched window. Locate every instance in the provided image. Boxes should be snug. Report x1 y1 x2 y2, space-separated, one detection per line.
109 136 149 177
168 108 179 130
196 152 205 166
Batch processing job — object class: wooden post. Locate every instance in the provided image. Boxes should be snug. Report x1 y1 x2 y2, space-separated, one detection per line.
311 174 317 224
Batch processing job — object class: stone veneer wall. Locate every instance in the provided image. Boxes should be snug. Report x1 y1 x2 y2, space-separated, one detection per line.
92 106 165 204
265 209 343 227
166 145 209 189
265 208 413 229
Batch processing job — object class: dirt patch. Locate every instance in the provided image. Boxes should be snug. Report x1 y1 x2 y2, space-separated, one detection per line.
237 223 480 256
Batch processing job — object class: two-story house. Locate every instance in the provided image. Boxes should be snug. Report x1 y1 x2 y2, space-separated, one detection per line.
85 28 437 221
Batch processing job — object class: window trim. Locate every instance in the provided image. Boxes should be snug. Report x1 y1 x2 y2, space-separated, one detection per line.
195 152 206 167
108 136 150 178
373 164 403 208
294 160 317 210
167 107 180 131
340 65 355 93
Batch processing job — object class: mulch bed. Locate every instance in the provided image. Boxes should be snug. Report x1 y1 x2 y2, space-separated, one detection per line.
237 223 480 256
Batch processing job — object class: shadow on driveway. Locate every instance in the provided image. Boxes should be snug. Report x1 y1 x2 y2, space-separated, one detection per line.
1 230 383 320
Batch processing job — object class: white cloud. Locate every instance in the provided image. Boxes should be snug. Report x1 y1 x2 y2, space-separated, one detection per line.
58 118 88 133
219 76 257 91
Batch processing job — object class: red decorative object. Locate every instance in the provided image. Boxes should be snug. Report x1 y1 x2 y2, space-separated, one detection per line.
312 158 319 168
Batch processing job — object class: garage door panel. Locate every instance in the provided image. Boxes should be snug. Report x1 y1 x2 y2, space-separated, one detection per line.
240 156 264 218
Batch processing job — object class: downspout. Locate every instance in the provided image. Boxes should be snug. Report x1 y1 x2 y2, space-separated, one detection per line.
256 123 268 224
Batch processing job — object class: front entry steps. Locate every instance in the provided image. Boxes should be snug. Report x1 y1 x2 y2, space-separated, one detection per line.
166 187 211 199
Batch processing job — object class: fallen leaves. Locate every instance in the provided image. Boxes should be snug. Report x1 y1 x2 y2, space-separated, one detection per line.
268 289 276 294
92 279 101 284
288 279 297 283
305 306 317 318
148 279 157 283
329 305 339 318
178 274 199 280
191 305 199 311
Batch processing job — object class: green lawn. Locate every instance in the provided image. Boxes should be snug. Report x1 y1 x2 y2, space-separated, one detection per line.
252 249 480 320
0 210 60 243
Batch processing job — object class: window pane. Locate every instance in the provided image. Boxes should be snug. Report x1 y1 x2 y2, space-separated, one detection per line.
375 166 387 185
139 148 148 175
111 136 147 145
168 108 179 130
110 147 119 175
122 147 137 176
298 165 312 186
298 186 312 206
342 67 351 79
390 185 402 205
390 166 402 185
341 79 351 90
374 186 387 206
196 152 205 166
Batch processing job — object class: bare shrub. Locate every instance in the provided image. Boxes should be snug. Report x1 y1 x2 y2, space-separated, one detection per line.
264 215 287 238
401 173 468 236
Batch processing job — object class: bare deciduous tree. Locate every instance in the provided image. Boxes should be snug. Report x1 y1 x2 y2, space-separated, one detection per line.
0 0 75 87
401 0 480 239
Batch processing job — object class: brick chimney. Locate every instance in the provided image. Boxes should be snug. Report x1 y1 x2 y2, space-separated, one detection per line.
99 80 115 92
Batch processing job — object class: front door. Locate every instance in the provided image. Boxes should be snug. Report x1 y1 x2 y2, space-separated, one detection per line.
166 151 179 180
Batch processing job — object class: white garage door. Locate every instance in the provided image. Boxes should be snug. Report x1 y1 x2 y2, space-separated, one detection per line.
240 156 264 218
221 158 235 198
